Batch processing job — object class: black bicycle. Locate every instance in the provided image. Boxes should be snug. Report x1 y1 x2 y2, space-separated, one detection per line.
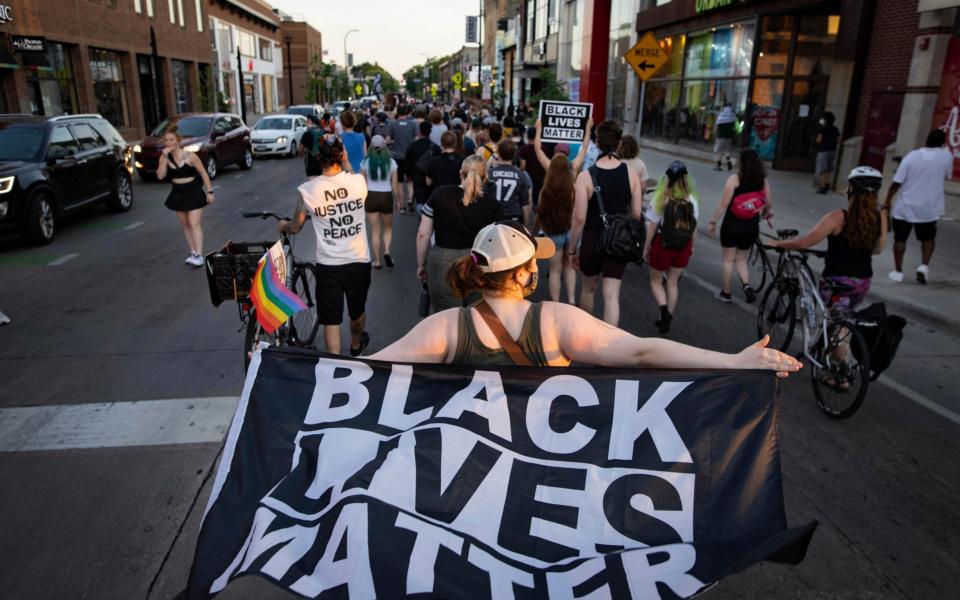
757 232 871 419
205 211 319 370
745 220 784 296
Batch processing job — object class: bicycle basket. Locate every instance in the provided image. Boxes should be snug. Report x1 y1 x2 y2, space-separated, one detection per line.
204 241 274 306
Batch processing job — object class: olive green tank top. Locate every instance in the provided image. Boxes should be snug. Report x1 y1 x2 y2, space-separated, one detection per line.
452 302 549 366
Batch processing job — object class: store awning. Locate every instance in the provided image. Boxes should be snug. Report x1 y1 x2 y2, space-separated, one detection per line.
21 51 52 71
0 38 18 69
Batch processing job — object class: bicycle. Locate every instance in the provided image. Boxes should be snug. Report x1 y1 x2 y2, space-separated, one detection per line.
757 232 872 419
745 219 784 296
204 211 319 370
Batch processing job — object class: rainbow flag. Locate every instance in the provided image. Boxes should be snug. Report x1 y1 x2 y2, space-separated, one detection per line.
249 252 307 334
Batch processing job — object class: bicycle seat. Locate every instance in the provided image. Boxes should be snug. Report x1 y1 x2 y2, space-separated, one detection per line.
777 229 799 240
823 278 855 291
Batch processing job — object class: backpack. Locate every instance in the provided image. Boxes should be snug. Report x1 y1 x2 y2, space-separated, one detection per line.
852 302 907 381
730 190 767 220
659 198 697 250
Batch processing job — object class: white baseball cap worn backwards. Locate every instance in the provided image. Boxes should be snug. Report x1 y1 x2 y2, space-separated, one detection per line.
471 221 555 273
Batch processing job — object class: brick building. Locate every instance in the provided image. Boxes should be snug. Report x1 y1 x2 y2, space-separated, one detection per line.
0 0 212 139
278 17 322 106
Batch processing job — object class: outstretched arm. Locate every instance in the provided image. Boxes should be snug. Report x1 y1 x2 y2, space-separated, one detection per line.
533 119 550 171
571 118 593 174
368 310 456 363
768 210 843 250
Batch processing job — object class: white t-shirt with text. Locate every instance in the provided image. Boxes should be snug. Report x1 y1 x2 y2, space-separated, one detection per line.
892 147 952 223
298 172 370 266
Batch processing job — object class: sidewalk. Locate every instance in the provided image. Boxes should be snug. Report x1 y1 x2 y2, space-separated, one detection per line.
639 147 960 335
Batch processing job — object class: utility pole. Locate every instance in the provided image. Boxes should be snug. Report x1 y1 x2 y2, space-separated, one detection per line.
284 35 293 107
236 47 246 123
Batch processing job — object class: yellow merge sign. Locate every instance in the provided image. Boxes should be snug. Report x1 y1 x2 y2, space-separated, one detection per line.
625 32 668 81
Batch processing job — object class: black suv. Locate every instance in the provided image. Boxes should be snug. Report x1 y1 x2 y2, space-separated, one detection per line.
0 113 134 245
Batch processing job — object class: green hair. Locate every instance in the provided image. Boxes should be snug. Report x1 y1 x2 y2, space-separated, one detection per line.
653 173 698 215
367 147 391 181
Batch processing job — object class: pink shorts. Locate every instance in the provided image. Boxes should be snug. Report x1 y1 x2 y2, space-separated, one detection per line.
648 235 692 271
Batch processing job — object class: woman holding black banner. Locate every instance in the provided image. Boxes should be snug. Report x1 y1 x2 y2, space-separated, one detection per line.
372 220 801 377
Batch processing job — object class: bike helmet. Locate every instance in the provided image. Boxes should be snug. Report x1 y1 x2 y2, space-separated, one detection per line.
848 165 883 191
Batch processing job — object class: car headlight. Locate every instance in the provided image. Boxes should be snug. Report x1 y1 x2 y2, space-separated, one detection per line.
276 136 288 144
183 143 202 153
0 176 14 195
133 144 142 153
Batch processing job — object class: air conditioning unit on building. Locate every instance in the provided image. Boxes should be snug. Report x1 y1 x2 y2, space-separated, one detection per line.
534 42 546 56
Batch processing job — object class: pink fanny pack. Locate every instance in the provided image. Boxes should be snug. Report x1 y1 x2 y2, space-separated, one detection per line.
730 190 767 220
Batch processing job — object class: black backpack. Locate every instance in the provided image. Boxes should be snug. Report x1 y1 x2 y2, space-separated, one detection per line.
659 198 697 250
852 302 907 381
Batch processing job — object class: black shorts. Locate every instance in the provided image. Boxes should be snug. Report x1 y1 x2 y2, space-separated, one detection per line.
892 218 937 242
720 219 759 250
315 262 371 325
578 230 628 279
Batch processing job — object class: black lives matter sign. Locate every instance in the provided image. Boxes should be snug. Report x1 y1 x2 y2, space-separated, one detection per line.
185 348 815 599
539 100 593 144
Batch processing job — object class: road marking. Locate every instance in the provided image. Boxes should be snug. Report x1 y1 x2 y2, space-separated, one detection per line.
47 253 78 266
122 221 144 231
681 270 960 427
0 396 240 452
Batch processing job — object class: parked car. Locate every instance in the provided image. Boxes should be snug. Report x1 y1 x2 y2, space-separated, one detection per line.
251 114 308 158
286 104 323 120
0 113 134 245
332 101 353 114
133 113 252 181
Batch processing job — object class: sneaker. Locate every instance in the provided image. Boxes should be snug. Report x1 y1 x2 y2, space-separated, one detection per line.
714 290 733 304
743 285 757 304
888 270 904 283
185 253 196 265
384 254 395 268
655 306 672 334
916 264 929 285
0 309 10 326
399 207 408 215
350 331 370 357
188 253 204 267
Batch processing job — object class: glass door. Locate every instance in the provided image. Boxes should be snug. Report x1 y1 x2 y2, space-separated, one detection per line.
776 78 828 170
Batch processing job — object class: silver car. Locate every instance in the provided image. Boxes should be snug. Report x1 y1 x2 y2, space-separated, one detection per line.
250 115 307 158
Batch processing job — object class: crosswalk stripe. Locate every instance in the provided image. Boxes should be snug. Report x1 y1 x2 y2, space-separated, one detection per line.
0 396 239 452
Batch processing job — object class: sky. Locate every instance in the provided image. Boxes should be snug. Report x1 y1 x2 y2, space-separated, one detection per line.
268 0 482 79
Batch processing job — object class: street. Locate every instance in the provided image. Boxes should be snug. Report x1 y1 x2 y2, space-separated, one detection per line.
1 151 958 599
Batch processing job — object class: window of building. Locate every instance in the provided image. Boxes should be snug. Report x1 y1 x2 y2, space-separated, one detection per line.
525 0 535 46
792 15 839 77
69 122 107 151
262 74 275 112
684 23 755 79
606 0 637 122
756 15 792 76
172 59 191 113
258 37 272 61
146 0 154 17
89 48 129 127
177 0 185 26
534 0 548 41
194 0 203 31
238 30 256 57
570 0 584 73
26 42 79 117
135 0 142 13
167 0 175 24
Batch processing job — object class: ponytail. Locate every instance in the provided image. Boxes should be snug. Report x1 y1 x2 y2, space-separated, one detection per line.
461 155 487 206
446 254 526 298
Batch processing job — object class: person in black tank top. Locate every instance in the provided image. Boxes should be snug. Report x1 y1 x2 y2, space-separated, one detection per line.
156 126 215 267
707 148 772 303
767 166 888 315
568 120 644 327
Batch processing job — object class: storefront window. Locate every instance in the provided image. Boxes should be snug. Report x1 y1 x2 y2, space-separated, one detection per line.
172 59 191 114
680 78 749 143
749 78 785 160
26 42 79 117
792 15 839 77
222 72 236 110
756 16 793 77
606 0 637 123
641 80 681 140
89 48 129 127
684 22 755 79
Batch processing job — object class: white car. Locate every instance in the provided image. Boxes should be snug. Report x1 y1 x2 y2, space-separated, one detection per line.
250 115 307 157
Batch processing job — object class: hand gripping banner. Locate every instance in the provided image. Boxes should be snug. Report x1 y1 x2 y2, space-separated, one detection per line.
185 347 816 599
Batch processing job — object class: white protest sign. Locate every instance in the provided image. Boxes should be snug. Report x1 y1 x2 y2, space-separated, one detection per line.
539 100 593 144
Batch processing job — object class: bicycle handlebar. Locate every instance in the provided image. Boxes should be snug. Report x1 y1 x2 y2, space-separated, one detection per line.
242 211 290 221
761 244 826 258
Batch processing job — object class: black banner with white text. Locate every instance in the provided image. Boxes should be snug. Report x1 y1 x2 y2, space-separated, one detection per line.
186 348 815 599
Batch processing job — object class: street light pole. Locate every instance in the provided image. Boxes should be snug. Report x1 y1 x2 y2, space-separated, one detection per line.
344 29 359 97
284 35 293 107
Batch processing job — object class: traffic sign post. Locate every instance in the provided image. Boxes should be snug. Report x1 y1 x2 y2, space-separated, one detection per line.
625 32 669 139
452 72 463 87
355 83 363 97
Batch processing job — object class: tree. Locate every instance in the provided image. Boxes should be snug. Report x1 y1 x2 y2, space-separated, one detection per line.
527 67 569 124
350 62 400 95
402 54 452 99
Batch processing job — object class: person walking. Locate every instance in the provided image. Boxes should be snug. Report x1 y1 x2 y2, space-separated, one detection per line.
277 134 372 357
156 125 215 267
569 120 644 327
518 126 546 208
298 114 324 178
884 129 953 284
387 104 417 213
477 123 503 161
713 103 737 171
361 135 399 269
643 162 699 334
814 112 840 194
405 120 435 216
707 147 772 304
418 131 464 199
428 109 448 147
532 152 578 303
370 221 802 380
485 139 531 224
416 155 503 312
617 135 650 202
339 111 366 174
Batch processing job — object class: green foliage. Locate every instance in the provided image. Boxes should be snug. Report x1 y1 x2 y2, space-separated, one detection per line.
402 54 453 98
351 62 400 94
527 68 569 124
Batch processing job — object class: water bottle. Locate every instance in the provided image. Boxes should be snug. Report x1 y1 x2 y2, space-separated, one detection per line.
418 282 431 318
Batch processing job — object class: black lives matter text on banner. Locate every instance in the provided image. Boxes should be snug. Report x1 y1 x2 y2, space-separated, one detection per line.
185 347 816 600
539 100 593 144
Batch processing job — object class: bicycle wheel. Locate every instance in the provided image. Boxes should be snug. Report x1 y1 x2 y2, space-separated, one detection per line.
811 322 871 419
748 242 770 294
243 309 281 372
289 263 319 347
757 279 796 351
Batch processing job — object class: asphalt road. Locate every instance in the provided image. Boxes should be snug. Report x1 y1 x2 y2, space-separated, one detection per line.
0 155 957 599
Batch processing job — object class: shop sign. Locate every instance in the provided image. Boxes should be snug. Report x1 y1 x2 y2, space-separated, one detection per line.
12 36 44 53
695 0 736 14
0 4 12 24
625 32 668 82
931 36 960 180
